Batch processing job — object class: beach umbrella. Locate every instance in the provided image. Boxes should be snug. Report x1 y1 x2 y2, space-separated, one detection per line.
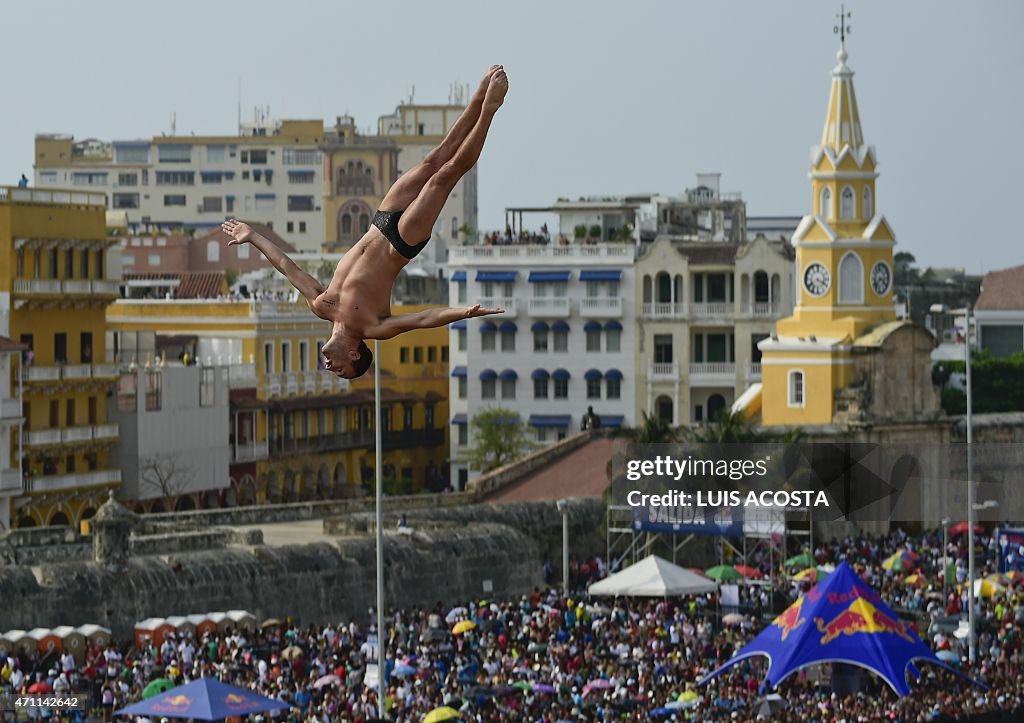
512 681 532 692
904 573 927 587
445 607 468 623
393 663 417 677
313 674 340 689
281 645 304 660
260 618 282 629
793 566 833 583
705 565 742 582
142 678 176 700
117 677 289 720
423 707 460 723
582 679 612 697
753 694 788 718
936 650 960 665
949 522 983 537
722 613 745 626
28 681 52 694
882 549 919 573
532 683 556 694
451 620 476 635
784 552 814 569
734 565 764 579
648 708 673 717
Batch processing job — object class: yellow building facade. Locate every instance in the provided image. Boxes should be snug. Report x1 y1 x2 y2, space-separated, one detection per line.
106 299 449 508
760 44 898 426
0 186 122 528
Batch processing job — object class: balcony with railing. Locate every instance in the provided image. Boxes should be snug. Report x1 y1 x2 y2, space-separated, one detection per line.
271 429 375 456
748 302 780 317
382 428 446 449
579 297 623 318
0 186 107 207
233 440 270 463
93 423 119 440
691 302 733 319
23 468 121 494
450 243 633 263
13 278 122 297
1 398 21 420
23 423 118 447
688 362 737 386
61 426 94 443
527 298 571 317
747 363 762 379
641 302 687 320
21 363 122 383
0 468 21 493
479 298 517 317
649 361 680 381
24 428 62 446
228 363 257 389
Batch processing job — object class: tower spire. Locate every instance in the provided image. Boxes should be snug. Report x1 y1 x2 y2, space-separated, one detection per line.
820 6 863 152
834 4 851 48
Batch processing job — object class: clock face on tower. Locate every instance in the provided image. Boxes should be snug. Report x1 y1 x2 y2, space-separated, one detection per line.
803 262 831 297
871 261 892 296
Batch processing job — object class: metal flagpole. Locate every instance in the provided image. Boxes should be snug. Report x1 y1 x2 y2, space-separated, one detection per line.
965 307 976 664
374 340 386 719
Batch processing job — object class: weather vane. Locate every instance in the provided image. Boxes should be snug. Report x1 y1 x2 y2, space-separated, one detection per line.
834 4 852 45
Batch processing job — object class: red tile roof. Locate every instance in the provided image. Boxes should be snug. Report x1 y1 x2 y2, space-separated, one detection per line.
976 265 1024 311
197 222 298 253
124 271 227 298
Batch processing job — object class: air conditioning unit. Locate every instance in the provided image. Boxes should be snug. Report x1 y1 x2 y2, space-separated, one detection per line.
197 205 204 213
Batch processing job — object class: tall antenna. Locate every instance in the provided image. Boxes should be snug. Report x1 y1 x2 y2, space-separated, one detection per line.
237 77 242 134
834 4 852 46
171 112 176 136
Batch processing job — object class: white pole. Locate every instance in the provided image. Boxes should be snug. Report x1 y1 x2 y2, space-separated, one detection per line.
965 306 976 665
374 340 386 719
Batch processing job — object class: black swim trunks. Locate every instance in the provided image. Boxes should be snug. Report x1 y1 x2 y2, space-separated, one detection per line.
373 209 428 260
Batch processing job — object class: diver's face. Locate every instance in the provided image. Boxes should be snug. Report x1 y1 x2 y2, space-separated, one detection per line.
323 345 356 378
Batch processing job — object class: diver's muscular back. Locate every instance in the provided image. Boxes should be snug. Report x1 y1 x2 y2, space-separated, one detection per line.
316 230 408 333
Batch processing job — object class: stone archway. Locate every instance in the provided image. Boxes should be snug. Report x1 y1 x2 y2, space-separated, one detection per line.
334 463 347 496
48 510 71 528
707 393 727 422
16 514 39 528
266 472 281 503
283 470 297 502
236 474 256 506
655 395 674 424
174 495 196 512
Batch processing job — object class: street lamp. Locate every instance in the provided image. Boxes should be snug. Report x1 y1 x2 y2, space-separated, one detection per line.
965 305 975 665
556 499 569 594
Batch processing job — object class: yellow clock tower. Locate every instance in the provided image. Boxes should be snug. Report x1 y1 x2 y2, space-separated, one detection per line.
759 39 899 426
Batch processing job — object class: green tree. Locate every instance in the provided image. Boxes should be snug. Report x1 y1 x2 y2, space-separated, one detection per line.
574 224 588 239
468 407 533 473
685 409 803 444
628 411 681 443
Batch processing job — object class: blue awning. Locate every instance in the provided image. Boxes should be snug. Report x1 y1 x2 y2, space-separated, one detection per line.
604 320 623 332
479 321 497 333
600 415 625 428
499 369 518 380
529 414 572 428
528 270 571 283
476 271 518 282
254 193 275 200
584 321 603 332
531 369 550 381
552 368 571 381
451 319 467 330
451 366 467 378
580 270 622 282
451 270 467 282
498 321 518 333
479 369 498 380
531 321 550 333
451 414 468 425
584 369 603 381
605 368 623 381
551 320 570 333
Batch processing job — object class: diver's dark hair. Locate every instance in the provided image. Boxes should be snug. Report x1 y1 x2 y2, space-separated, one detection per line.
351 340 373 379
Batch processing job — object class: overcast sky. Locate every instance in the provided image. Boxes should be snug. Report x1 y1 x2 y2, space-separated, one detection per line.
2 0 1020 271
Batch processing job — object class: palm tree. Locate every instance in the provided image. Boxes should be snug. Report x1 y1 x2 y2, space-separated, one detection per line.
686 409 802 444
628 411 681 444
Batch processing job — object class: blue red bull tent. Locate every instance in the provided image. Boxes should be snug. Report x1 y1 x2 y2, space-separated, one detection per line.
700 561 979 696
117 677 290 720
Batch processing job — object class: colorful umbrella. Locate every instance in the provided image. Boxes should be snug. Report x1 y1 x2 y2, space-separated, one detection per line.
259 618 282 629
313 674 340 689
904 573 927 587
705 565 742 582
27 682 52 694
882 549 919 573
784 552 814 569
452 620 476 635
722 613 745 626
512 681 532 692
792 566 833 582
142 678 176 700
583 679 612 697
532 683 556 694
445 607 468 623
734 565 764 579
281 645 304 660
423 707 461 723
393 663 417 677
949 522 983 537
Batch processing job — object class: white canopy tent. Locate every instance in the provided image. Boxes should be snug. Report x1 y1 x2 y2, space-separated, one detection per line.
588 555 718 597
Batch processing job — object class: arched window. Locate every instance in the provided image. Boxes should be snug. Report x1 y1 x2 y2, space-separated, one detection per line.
642 275 653 304
341 214 352 238
206 239 219 263
359 213 370 235
707 394 727 421
788 370 805 407
655 272 672 303
673 275 684 304
655 395 674 424
862 186 873 219
819 187 832 219
337 168 346 191
840 186 855 219
838 251 864 304
753 271 770 304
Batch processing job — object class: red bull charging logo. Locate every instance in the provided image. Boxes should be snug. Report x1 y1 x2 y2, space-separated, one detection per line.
814 598 915 645
153 694 192 712
772 596 806 640
224 693 250 710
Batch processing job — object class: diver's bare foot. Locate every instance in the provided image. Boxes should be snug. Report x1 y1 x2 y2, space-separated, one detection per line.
476 65 501 99
483 68 508 111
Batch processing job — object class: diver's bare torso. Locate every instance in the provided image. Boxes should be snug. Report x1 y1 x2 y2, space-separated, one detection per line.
313 229 410 334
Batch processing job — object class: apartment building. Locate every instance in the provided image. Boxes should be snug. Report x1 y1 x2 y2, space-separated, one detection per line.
0 186 123 529
106 299 449 506
447 242 635 488
34 119 326 251
0 337 25 531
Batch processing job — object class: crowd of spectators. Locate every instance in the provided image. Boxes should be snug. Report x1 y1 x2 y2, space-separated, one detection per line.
3 527 1023 722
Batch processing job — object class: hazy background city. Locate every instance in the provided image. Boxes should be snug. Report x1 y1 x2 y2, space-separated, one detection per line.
1 0 1021 270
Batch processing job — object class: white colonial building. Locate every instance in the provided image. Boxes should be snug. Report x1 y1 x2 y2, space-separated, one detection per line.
0 337 25 531
447 243 636 488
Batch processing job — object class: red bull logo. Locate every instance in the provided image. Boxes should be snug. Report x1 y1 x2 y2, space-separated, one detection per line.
815 598 915 645
772 596 806 640
224 693 251 711
153 695 192 712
